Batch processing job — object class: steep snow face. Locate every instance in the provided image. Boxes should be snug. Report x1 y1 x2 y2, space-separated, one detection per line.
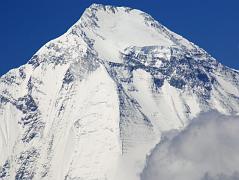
0 3 239 180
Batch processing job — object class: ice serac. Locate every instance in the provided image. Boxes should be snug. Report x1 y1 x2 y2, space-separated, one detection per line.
0 3 239 180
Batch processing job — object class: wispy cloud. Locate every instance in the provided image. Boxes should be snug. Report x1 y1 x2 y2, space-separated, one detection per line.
141 111 239 180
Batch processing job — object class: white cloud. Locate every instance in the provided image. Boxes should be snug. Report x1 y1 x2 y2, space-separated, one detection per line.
141 111 239 180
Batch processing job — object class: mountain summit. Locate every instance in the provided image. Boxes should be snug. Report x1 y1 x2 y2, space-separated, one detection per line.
0 4 239 180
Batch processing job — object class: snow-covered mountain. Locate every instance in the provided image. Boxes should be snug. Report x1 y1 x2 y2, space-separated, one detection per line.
0 4 239 180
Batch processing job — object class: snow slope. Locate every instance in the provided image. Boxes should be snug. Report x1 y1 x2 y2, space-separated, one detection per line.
0 3 239 180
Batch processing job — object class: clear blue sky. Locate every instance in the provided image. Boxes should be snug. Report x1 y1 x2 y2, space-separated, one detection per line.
1 0 239 76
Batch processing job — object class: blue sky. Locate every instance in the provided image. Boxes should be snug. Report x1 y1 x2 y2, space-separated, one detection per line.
0 0 239 75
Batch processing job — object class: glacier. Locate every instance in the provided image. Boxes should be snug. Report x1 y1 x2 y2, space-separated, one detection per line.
0 4 239 180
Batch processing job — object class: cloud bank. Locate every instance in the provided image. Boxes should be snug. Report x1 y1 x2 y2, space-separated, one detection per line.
141 111 239 180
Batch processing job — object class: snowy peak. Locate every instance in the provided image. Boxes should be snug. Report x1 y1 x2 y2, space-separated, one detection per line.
71 3 199 63
31 3 206 67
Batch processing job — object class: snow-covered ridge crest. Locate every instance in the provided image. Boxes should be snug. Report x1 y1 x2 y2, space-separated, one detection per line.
0 3 239 180
69 3 206 63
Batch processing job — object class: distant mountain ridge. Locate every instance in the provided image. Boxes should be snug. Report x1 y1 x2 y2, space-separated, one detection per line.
0 4 239 180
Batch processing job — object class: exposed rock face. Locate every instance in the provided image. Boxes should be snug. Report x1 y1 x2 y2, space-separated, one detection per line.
0 4 239 180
